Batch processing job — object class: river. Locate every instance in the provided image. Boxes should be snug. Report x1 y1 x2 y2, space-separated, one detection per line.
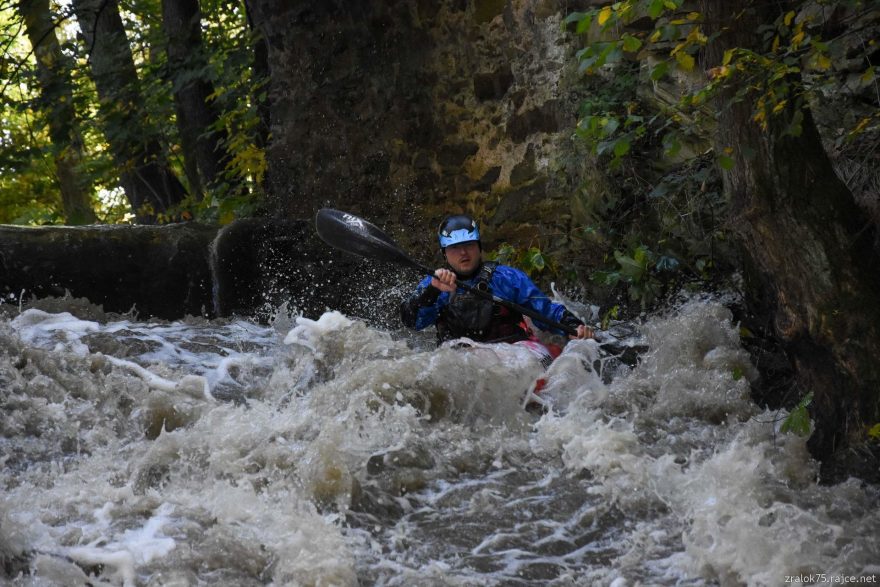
1 294 877 586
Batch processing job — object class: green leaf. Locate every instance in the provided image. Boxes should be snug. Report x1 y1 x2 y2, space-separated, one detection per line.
576 16 593 34
601 116 621 136
601 305 619 330
663 135 681 158
718 154 735 170
651 61 669 80
613 138 631 157
592 270 621 286
622 35 643 53
648 0 664 18
781 392 813 437
563 11 587 25
614 251 646 282
520 247 546 273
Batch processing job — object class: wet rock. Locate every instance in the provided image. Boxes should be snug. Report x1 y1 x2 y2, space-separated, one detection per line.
473 65 514 100
472 166 502 191
509 145 537 186
490 178 550 225
507 99 564 142
367 444 436 474
437 141 480 169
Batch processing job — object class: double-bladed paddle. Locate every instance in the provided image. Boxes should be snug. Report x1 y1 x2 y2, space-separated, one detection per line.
314 208 579 336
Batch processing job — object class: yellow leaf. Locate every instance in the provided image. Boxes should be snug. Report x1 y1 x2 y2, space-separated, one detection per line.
868 423 880 440
722 48 735 66
597 6 612 26
686 27 708 44
650 29 662 43
852 116 871 135
772 99 787 114
792 30 805 49
707 65 729 80
861 67 876 83
772 35 780 52
687 11 700 21
813 53 832 71
675 51 695 71
784 10 795 26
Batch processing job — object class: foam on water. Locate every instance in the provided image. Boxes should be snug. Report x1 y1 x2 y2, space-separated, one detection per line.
1 299 878 585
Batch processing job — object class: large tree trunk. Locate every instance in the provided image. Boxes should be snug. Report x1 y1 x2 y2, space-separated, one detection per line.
20 0 97 225
701 0 880 476
243 0 438 222
72 0 187 223
243 0 270 178
161 0 230 200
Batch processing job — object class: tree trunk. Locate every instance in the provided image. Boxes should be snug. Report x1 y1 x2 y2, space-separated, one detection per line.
244 0 270 177
161 0 230 200
243 0 437 222
20 0 97 225
71 0 187 223
700 0 880 477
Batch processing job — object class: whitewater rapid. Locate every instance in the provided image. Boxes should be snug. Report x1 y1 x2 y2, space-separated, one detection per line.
0 297 877 586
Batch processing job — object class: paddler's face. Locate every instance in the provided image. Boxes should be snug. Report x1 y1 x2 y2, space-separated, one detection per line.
444 241 481 276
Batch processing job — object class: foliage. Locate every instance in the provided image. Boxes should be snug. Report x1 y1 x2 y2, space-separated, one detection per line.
592 243 679 308
781 391 814 437
566 0 880 162
600 304 619 330
565 0 879 311
487 243 557 278
0 0 268 225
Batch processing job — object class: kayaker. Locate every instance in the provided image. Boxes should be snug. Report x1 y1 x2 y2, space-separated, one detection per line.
400 214 593 347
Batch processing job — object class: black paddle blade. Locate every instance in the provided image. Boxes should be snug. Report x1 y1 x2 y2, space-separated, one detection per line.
315 209 426 272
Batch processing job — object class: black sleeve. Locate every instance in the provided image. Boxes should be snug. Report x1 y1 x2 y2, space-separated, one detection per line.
400 285 441 328
559 309 585 330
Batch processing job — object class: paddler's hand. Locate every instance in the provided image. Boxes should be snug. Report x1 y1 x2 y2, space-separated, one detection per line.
570 324 594 340
431 268 457 293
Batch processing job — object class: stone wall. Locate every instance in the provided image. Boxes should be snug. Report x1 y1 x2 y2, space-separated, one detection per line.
249 0 597 263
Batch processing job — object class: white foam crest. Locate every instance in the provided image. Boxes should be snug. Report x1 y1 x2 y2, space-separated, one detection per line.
280 311 412 391
634 300 758 422
533 300 880 583
105 354 212 400
10 309 100 356
647 419 880 584
62 502 176 587
179 481 358 586
284 310 355 349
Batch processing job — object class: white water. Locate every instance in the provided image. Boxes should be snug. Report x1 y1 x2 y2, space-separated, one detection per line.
0 298 877 586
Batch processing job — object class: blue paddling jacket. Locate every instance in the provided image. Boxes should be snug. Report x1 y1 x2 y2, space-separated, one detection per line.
400 261 583 344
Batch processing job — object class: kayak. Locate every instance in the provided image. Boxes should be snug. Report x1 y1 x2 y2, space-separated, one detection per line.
441 336 563 410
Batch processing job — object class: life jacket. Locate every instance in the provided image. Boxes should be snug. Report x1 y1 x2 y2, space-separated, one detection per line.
436 262 531 343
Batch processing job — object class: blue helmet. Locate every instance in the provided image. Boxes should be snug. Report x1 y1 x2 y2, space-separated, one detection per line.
438 214 480 249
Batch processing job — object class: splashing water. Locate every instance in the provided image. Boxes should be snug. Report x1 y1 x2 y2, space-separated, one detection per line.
1 299 877 586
